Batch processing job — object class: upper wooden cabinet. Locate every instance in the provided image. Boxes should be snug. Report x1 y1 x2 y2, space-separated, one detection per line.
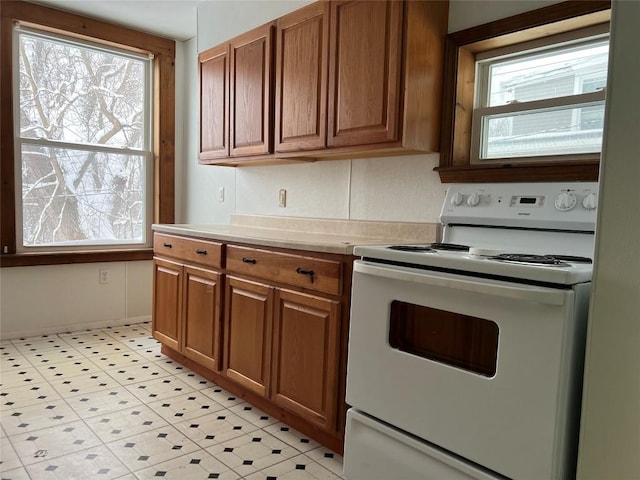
199 0 449 164
327 0 403 148
199 22 275 164
199 44 229 161
275 2 329 153
230 23 275 157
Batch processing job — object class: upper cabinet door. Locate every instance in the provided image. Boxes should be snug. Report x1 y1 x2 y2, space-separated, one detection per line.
328 0 404 148
275 2 329 153
199 44 229 161
230 23 275 157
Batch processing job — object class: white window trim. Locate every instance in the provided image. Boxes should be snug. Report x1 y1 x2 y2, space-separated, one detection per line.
13 25 155 253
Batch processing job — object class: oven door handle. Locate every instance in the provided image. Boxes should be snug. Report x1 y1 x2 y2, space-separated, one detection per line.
354 262 568 306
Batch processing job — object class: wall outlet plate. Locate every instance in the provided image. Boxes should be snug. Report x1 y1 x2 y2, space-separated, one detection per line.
99 269 110 284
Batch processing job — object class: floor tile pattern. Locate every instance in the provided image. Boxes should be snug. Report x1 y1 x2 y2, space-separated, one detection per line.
1 323 343 479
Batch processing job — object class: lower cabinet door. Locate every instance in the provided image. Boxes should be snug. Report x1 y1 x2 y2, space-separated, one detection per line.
182 265 222 371
272 288 340 430
224 276 273 396
152 257 182 351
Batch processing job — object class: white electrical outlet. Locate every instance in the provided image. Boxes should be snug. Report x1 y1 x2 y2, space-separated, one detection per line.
99 269 110 284
217 186 225 202
278 188 287 208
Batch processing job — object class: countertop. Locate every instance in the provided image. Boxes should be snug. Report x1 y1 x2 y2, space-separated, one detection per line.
153 217 438 255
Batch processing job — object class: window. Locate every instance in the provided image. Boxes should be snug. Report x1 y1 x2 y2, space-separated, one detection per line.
1 1 175 266
438 1 611 183
472 29 609 163
16 28 152 250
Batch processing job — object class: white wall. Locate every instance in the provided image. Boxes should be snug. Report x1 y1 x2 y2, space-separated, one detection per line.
181 35 236 225
197 0 314 49
0 261 152 339
577 1 640 477
447 0 561 32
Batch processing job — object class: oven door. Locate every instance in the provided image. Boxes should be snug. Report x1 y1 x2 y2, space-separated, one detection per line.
346 260 588 480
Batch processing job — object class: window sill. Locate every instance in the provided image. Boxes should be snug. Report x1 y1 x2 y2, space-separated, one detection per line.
0 249 153 267
434 159 600 183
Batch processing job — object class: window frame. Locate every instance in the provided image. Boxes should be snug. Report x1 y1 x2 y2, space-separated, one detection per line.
437 0 611 183
471 28 609 163
1 0 175 266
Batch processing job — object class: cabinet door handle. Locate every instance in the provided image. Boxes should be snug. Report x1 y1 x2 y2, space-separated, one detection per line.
163 243 172 248
242 257 257 264
296 267 315 283
195 249 208 255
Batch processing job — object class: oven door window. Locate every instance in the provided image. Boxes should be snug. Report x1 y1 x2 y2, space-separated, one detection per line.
389 301 499 377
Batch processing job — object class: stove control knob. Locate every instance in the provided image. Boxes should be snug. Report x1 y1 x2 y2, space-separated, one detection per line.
555 192 577 211
582 192 598 210
451 192 465 206
467 193 481 207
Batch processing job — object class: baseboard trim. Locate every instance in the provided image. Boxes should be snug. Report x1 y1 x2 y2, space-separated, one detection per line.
1 315 152 341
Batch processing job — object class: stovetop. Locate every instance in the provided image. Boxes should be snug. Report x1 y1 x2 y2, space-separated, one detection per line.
354 244 594 285
354 183 598 286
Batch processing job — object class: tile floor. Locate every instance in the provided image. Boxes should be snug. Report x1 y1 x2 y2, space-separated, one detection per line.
0 322 344 480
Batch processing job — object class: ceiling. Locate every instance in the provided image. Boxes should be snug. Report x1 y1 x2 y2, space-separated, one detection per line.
29 0 203 41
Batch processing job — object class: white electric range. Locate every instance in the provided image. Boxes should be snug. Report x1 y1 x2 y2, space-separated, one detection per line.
344 182 598 480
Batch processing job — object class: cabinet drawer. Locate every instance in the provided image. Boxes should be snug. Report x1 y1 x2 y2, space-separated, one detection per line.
154 233 223 269
226 245 342 295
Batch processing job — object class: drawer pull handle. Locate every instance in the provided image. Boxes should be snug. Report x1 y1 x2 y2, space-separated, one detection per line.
296 267 315 283
242 257 257 264
163 243 172 248
196 249 208 255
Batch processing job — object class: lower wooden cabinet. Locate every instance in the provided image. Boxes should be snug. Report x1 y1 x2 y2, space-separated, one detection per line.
224 276 273 396
272 288 340 430
153 235 224 371
153 232 352 453
183 265 222 371
152 257 182 352
223 278 341 431
153 258 223 371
